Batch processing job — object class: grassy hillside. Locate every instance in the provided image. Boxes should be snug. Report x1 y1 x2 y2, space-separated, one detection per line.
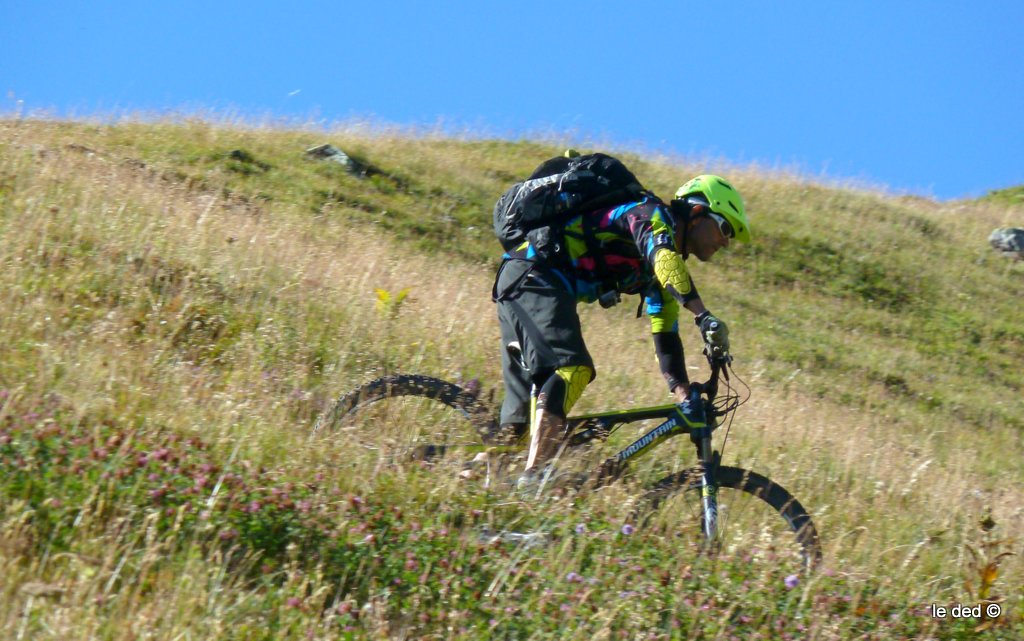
982 185 1024 207
1 117 1021 639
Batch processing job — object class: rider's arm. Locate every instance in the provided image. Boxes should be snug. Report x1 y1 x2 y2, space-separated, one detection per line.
631 201 702 307
646 286 690 397
683 295 709 316
628 202 702 398
640 210 710 325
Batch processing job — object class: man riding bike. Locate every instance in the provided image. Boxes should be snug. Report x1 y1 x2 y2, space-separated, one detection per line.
491 170 750 491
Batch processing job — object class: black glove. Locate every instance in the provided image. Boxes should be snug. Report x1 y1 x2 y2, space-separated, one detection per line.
695 311 730 357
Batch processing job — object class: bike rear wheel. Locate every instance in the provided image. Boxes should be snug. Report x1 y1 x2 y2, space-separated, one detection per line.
313 374 518 481
645 465 822 572
314 374 495 437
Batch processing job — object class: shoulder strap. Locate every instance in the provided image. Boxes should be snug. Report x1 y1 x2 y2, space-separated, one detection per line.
580 209 616 293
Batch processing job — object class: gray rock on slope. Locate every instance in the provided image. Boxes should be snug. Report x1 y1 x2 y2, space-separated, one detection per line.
989 228 1024 260
305 144 363 174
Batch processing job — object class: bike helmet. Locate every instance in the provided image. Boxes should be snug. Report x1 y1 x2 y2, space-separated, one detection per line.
675 175 751 243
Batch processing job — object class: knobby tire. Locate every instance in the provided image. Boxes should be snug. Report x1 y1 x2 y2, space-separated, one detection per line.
646 465 822 571
313 374 496 441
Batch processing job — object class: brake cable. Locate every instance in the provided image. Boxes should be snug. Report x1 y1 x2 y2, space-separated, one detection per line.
712 360 751 463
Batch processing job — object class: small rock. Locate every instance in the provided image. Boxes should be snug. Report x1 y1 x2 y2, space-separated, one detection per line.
989 227 1024 260
305 144 362 174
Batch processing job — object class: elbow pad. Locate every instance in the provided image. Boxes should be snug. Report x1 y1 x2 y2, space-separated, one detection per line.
653 248 699 303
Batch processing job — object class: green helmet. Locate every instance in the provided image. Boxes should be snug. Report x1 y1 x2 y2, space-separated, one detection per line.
675 175 751 243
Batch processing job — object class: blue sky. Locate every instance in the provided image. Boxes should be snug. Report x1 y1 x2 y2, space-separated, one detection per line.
3 1 1022 200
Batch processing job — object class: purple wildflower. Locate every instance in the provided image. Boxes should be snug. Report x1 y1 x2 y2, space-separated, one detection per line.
620 524 635 536
574 523 586 535
784 574 800 589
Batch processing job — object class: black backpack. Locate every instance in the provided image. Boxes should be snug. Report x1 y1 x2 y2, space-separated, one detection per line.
492 153 647 253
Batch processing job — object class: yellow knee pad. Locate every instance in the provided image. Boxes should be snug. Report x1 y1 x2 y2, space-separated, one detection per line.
554 365 593 415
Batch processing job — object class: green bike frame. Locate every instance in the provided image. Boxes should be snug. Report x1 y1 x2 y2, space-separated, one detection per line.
561 364 726 541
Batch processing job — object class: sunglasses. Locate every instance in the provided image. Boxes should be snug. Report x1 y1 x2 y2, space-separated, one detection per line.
707 211 735 239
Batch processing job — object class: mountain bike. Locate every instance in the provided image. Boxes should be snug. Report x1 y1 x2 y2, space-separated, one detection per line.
314 353 822 571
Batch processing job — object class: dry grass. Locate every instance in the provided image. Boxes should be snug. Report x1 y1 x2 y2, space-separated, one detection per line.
0 117 1021 639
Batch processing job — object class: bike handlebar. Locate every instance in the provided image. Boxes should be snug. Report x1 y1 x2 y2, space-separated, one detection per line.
688 353 730 408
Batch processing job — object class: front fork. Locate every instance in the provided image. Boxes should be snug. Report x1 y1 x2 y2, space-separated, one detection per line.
691 425 721 542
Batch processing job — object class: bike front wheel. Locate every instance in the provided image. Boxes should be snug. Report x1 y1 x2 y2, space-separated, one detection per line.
644 465 822 572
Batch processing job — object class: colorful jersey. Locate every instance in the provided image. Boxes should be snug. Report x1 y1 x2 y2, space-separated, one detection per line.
502 197 700 334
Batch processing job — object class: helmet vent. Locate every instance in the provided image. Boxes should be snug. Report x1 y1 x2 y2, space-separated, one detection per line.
728 200 740 214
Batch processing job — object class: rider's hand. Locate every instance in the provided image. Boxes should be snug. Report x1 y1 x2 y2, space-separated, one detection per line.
695 311 730 356
671 384 690 404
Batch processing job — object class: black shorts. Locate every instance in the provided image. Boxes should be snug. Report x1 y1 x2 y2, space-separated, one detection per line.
493 259 595 423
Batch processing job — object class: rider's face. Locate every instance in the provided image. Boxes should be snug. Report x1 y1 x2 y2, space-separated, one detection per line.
686 216 730 261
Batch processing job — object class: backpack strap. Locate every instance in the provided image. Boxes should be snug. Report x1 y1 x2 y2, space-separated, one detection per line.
580 210 617 296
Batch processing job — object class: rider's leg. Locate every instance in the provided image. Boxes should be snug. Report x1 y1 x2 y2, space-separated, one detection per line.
493 259 594 473
525 365 593 471
495 260 535 441
498 327 531 442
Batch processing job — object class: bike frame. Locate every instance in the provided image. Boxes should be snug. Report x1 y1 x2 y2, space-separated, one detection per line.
503 342 728 541
555 360 727 540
